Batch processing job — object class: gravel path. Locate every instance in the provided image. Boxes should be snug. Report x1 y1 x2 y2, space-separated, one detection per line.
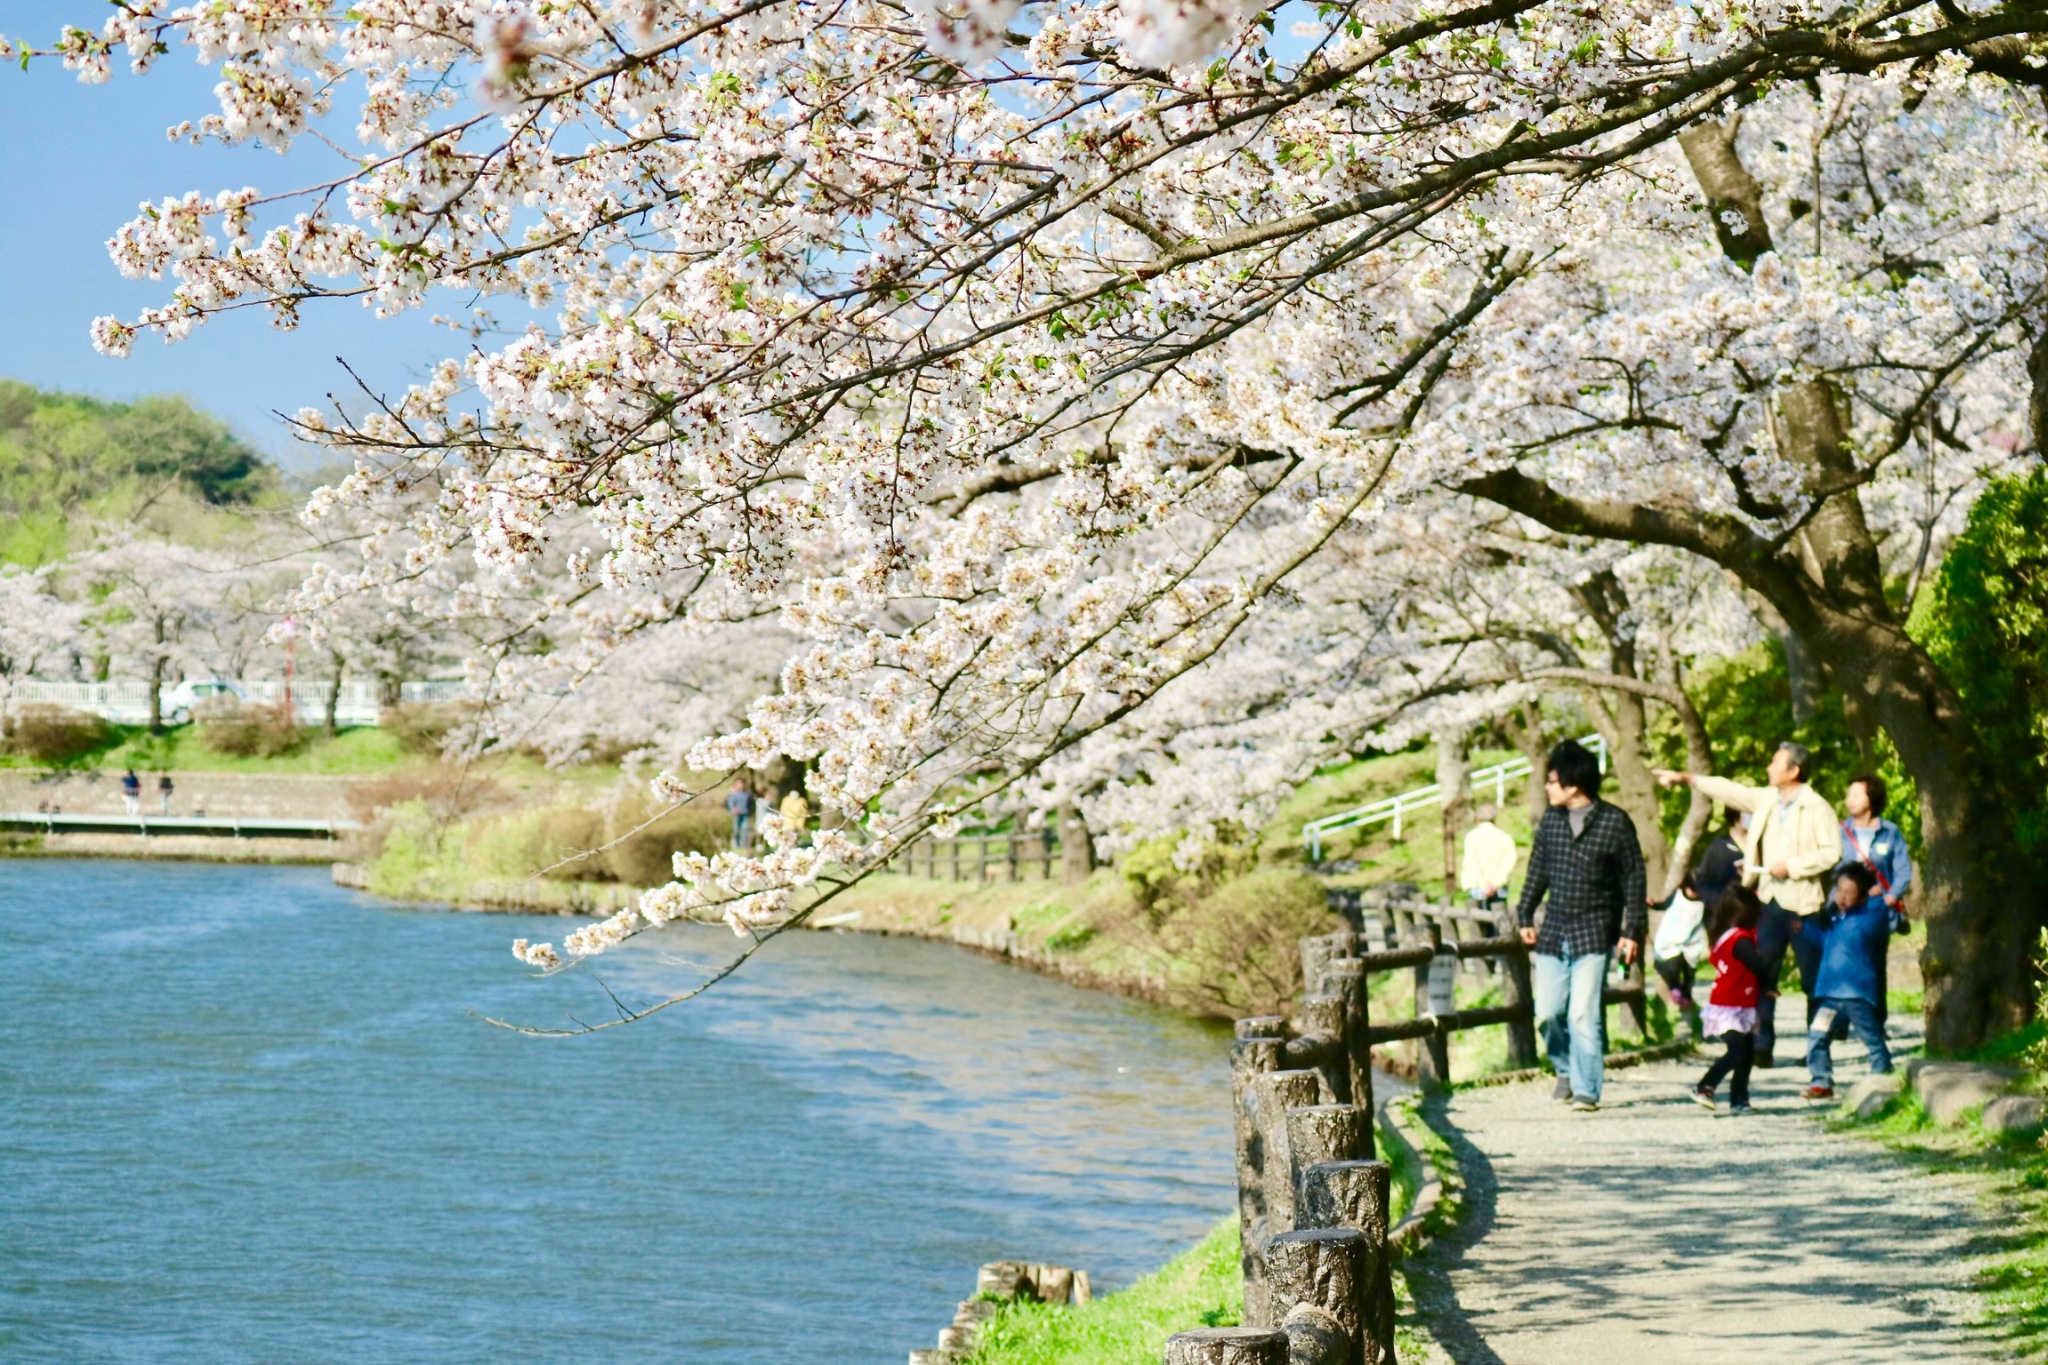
1401 1015 1987 1364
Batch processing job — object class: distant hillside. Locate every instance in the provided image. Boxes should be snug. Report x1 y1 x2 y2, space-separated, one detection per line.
0 379 282 563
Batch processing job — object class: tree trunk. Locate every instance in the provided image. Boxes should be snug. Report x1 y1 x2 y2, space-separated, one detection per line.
1568 572 1670 894
1503 702 1549 828
324 651 345 738
148 649 166 733
1060 805 1096 884
1435 730 1470 895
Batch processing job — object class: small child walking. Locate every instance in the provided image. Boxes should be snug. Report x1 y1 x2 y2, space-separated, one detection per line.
1691 885 1769 1115
1802 863 1896 1101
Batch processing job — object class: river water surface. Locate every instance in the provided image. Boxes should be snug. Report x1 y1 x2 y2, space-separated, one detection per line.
0 860 1231 1363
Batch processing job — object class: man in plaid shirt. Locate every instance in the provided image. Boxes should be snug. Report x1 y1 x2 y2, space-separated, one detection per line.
1513 739 1648 1111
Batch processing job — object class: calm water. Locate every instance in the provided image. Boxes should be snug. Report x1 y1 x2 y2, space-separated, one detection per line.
0 860 1232 1364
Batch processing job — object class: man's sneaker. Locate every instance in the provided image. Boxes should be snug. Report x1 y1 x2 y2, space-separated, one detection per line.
1552 1075 1573 1102
1570 1095 1600 1112
1803 1084 1835 1101
1754 1052 1775 1069
1730 1102 1753 1115
1688 1086 1717 1111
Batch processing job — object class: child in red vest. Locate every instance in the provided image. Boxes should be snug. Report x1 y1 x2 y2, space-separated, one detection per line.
1691 885 1769 1114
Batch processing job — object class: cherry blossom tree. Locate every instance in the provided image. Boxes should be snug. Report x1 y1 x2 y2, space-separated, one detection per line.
24 0 2048 1042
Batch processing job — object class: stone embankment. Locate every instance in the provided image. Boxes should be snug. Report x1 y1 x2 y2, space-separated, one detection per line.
2 771 374 863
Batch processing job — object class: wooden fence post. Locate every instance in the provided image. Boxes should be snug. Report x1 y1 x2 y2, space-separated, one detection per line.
1231 1017 1285 1326
1327 960 1374 1153
1413 923 1452 1087
1498 916 1539 1069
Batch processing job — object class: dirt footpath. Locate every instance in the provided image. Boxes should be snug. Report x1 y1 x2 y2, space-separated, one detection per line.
1403 1014 1986 1364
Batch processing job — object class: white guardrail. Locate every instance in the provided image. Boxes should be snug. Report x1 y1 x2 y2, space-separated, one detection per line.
5 679 466 728
1302 733 1609 861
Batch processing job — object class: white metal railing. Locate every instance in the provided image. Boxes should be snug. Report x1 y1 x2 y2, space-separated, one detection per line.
1302 733 1610 861
3 678 467 728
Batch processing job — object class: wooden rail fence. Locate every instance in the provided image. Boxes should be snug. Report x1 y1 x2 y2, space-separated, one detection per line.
1161 914 1649 1365
889 830 1060 882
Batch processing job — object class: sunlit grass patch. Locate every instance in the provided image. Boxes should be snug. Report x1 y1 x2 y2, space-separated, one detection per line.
963 1217 1240 1365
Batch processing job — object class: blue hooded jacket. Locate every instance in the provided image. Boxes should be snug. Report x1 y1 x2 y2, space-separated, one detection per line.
1811 902 1891 1005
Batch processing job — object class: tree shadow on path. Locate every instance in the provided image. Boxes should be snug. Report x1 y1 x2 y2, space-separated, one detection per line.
1397 1091 1507 1365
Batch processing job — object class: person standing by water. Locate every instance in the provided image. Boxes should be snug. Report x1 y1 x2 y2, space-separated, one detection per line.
1802 864 1897 1100
1656 743 1839 1067
1514 739 1648 1113
1459 802 1518 919
725 779 755 851
157 770 174 817
120 768 142 817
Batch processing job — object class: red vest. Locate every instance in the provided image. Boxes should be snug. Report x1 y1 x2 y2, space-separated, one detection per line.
1709 927 1759 1008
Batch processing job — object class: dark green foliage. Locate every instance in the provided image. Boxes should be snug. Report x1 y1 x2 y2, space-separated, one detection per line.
0 379 277 563
1909 468 2048 856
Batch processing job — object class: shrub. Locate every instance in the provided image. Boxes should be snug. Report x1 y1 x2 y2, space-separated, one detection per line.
1152 870 1344 1019
382 701 468 756
2 703 111 763
603 792 728 887
466 803 609 882
1121 823 1259 924
194 696 304 758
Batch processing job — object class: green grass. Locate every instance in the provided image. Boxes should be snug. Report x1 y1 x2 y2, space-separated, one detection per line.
1257 746 1538 898
1833 1079 2048 1355
963 1217 1242 1365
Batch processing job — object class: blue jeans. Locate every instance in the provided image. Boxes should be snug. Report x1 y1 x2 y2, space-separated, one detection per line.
1806 996 1892 1087
1533 950 1612 1101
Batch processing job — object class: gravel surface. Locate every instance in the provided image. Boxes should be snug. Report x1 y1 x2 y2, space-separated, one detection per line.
1401 1012 1987 1364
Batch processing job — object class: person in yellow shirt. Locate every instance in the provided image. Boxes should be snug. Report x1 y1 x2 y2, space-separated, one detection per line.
778 789 811 847
1655 741 1840 1066
1459 803 1519 919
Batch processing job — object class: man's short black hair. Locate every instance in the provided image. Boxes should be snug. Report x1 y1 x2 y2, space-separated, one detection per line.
1850 772 1889 817
1777 740 1812 781
1547 739 1602 798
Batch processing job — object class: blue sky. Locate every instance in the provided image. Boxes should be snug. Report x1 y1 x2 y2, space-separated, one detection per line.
0 3 462 468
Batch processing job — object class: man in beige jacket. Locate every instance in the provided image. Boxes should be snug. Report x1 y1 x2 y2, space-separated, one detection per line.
1655 742 1840 1065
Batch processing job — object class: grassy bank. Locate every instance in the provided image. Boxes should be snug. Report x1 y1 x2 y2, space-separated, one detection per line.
1831 1024 2048 1357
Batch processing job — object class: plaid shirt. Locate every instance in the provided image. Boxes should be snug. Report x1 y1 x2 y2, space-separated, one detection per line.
1513 800 1648 957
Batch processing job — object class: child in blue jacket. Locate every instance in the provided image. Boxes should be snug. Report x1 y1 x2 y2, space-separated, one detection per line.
1802 863 1895 1100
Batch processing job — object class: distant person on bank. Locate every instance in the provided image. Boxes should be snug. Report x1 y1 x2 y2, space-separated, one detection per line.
1459 802 1518 918
120 768 142 816
1802 863 1897 1100
779 789 810 846
1656 743 1839 1067
157 770 174 816
725 779 755 851
1514 739 1647 1113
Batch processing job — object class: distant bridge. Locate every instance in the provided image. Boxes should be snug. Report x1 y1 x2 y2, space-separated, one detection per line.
0 811 360 840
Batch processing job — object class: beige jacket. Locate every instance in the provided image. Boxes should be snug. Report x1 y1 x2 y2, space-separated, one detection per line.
1459 821 1519 896
1690 775 1840 916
